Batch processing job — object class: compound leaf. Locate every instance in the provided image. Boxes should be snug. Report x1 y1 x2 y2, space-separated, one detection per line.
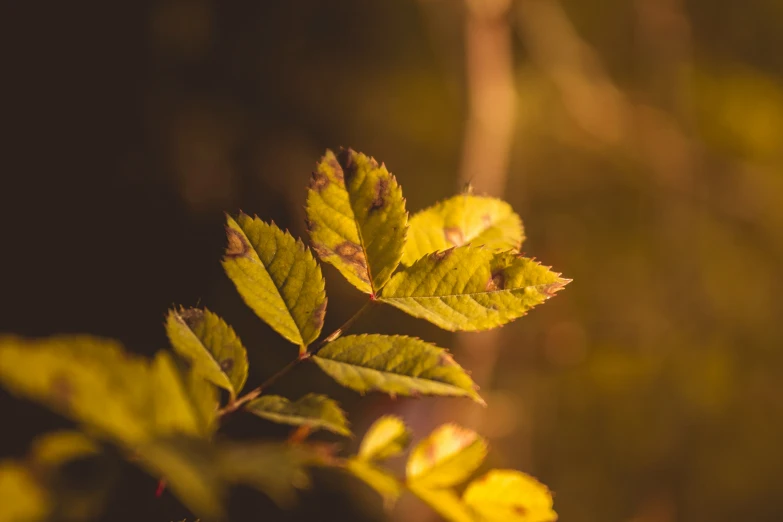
246 393 351 436
380 248 569 331
406 424 487 489
223 213 327 349
312 335 482 403
403 194 523 266
357 415 411 461
345 458 402 508
407 485 475 522
166 307 248 400
306 148 407 295
463 470 557 522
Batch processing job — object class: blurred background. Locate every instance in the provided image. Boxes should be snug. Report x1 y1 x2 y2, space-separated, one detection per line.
2 1 783 521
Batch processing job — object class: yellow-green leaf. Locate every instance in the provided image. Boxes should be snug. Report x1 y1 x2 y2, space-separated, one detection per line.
0 336 209 446
29 431 100 468
407 424 487 489
166 307 248 400
403 194 524 266
407 484 475 522
345 458 402 509
312 335 483 403
380 248 569 331
357 415 411 461
306 148 407 295
246 393 351 436
223 213 327 349
0 462 49 522
463 470 557 522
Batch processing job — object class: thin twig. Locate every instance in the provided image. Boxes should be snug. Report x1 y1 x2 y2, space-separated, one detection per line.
217 299 375 418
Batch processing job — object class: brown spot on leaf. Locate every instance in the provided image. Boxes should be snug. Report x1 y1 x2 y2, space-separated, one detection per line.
220 358 234 373
439 351 457 367
310 169 330 192
481 213 492 227
486 269 506 291
179 308 205 329
431 249 453 262
304 217 316 233
336 148 358 182
50 375 73 409
513 505 528 515
311 299 327 328
311 242 331 260
369 177 389 212
444 226 464 246
540 279 570 297
225 227 251 258
335 241 370 282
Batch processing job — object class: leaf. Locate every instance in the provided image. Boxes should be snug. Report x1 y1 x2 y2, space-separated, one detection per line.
357 415 411 461
246 393 351 436
312 335 483 403
136 437 226 521
0 461 49 522
407 484 475 522
406 424 487 489
463 470 557 522
29 431 100 468
222 213 327 349
402 194 524 266
166 307 249 400
380 248 569 331
0 336 210 446
306 148 407 295
345 458 402 509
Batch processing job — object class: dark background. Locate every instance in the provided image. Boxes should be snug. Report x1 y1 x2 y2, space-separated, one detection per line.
2 1 783 521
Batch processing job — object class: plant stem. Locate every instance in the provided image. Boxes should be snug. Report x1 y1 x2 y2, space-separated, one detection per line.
217 299 375 418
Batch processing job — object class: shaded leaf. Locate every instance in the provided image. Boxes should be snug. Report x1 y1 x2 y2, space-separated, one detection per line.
345 458 402 509
357 415 411 462
0 461 49 522
463 470 557 522
246 393 351 436
407 424 486 489
29 431 100 468
306 148 407 294
407 484 475 522
166 307 248 400
403 194 523 266
312 335 482 403
380 248 569 331
0 336 209 446
223 213 327 349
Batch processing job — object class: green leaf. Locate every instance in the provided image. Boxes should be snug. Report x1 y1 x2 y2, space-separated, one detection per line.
402 194 524 266
0 461 49 522
345 458 402 509
0 336 209 446
407 424 487 489
407 484 475 522
246 393 351 436
463 470 557 522
222 213 327 349
166 307 249 400
380 248 569 331
306 148 407 295
357 415 411 461
312 335 483 403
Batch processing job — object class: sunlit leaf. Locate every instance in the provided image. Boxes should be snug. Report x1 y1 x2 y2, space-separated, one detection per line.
357 415 411 461
463 470 557 522
403 194 523 266
166 307 248 400
312 335 483 403
246 393 351 436
407 484 475 522
407 424 486 489
223 213 327 349
0 336 209 445
306 148 407 295
345 458 402 508
0 461 49 522
380 248 569 331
